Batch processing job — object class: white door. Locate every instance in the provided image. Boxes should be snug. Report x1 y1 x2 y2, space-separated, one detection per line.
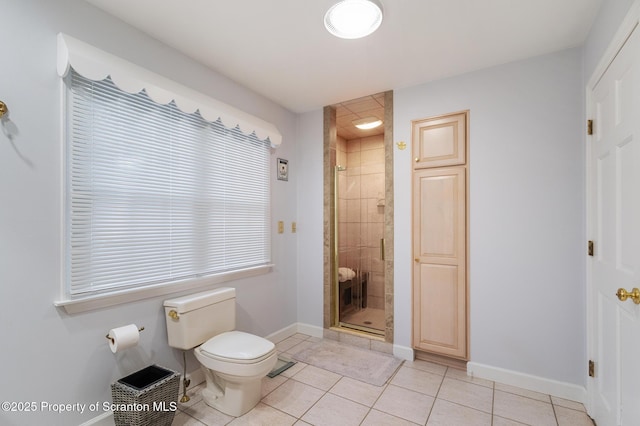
588 24 640 426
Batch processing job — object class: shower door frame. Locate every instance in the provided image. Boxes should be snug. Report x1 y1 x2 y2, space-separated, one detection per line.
323 91 395 343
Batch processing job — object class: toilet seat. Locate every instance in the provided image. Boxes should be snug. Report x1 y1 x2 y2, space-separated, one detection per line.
199 331 276 364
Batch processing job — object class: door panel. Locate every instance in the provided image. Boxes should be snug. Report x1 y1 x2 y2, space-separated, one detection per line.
413 167 466 358
412 112 467 168
417 264 461 348
588 24 640 426
419 174 459 258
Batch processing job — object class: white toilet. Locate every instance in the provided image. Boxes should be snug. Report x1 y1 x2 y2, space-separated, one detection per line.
163 287 277 417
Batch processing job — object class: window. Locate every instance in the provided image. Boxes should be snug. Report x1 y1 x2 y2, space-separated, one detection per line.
64 69 272 298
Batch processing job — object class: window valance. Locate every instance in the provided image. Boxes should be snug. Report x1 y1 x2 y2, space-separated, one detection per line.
56 33 282 147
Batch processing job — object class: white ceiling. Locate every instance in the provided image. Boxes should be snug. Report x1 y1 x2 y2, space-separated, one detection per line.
85 0 603 113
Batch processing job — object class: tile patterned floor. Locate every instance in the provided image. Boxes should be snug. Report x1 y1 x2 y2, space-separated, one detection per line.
172 334 593 426
341 308 386 332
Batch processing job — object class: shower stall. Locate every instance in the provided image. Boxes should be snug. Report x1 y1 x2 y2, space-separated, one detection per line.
333 136 386 336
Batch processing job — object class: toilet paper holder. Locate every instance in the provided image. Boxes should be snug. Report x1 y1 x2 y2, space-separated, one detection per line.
105 326 145 344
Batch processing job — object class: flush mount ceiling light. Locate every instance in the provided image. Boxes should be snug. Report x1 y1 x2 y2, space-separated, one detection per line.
353 117 383 130
324 0 383 39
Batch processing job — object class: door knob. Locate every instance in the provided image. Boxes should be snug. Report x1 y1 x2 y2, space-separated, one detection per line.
616 288 640 304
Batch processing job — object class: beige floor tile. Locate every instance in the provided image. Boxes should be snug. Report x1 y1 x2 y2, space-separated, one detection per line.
437 377 494 413
373 384 435 425
427 399 492 426
361 409 421 425
261 375 288 397
227 402 297 426
493 390 556 426
172 411 207 426
402 359 448 376
339 332 372 349
177 383 205 410
276 337 306 352
551 396 586 412
555 406 594 426
492 415 529 425
180 400 234 426
280 361 308 378
290 333 311 340
390 365 444 397
445 367 494 388
301 393 370 426
329 376 385 406
261 379 325 418
284 340 315 357
290 365 342 391
495 382 551 403
293 421 313 425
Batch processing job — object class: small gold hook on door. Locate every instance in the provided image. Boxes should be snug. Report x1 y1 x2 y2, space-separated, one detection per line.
0 101 8 119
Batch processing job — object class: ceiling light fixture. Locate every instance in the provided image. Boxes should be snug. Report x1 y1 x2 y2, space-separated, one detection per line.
353 117 383 130
324 0 383 39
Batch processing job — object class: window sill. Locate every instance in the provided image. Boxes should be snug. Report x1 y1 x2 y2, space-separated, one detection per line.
54 265 273 314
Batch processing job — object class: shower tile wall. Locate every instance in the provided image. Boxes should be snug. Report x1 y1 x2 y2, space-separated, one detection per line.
337 135 385 309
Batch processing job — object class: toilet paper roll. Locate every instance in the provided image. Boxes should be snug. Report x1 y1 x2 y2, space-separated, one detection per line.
108 324 140 353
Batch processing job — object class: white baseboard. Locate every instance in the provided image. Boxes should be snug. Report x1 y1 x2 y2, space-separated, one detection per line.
393 344 414 361
467 362 587 403
265 323 299 343
265 322 324 343
295 323 324 338
78 410 113 426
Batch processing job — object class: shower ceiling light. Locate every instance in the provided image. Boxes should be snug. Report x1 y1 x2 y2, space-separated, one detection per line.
353 117 383 130
324 0 383 39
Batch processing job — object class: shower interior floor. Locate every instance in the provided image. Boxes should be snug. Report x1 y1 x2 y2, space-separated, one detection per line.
341 307 385 331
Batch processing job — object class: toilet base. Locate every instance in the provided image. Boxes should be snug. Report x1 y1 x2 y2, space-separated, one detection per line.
200 367 263 417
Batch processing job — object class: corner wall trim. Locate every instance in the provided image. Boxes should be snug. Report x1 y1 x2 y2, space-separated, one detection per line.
393 344 414 361
467 362 587 403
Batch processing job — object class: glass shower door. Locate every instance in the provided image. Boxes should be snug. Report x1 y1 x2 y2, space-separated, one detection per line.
334 164 384 336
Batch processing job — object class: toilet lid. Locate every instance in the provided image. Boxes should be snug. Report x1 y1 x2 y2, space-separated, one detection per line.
200 331 275 361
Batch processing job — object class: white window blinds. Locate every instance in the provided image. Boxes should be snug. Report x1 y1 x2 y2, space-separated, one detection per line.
65 69 271 296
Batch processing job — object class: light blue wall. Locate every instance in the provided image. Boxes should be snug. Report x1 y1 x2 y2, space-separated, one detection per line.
393 48 585 385
0 1 297 425
295 110 325 327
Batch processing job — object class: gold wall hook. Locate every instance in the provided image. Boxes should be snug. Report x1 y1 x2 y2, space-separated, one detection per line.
0 101 8 118
396 141 406 150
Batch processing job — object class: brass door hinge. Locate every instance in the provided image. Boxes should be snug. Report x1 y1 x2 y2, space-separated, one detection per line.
589 360 595 377
587 120 593 135
588 241 594 257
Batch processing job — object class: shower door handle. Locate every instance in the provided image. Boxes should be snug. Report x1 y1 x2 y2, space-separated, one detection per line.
380 238 385 261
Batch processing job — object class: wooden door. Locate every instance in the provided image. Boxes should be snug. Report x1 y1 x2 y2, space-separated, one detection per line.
588 24 640 426
412 166 467 358
412 111 467 169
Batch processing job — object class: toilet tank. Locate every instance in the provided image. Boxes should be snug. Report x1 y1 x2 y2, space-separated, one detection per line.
163 287 236 350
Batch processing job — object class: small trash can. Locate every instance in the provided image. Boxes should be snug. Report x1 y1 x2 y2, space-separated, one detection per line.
111 365 179 426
